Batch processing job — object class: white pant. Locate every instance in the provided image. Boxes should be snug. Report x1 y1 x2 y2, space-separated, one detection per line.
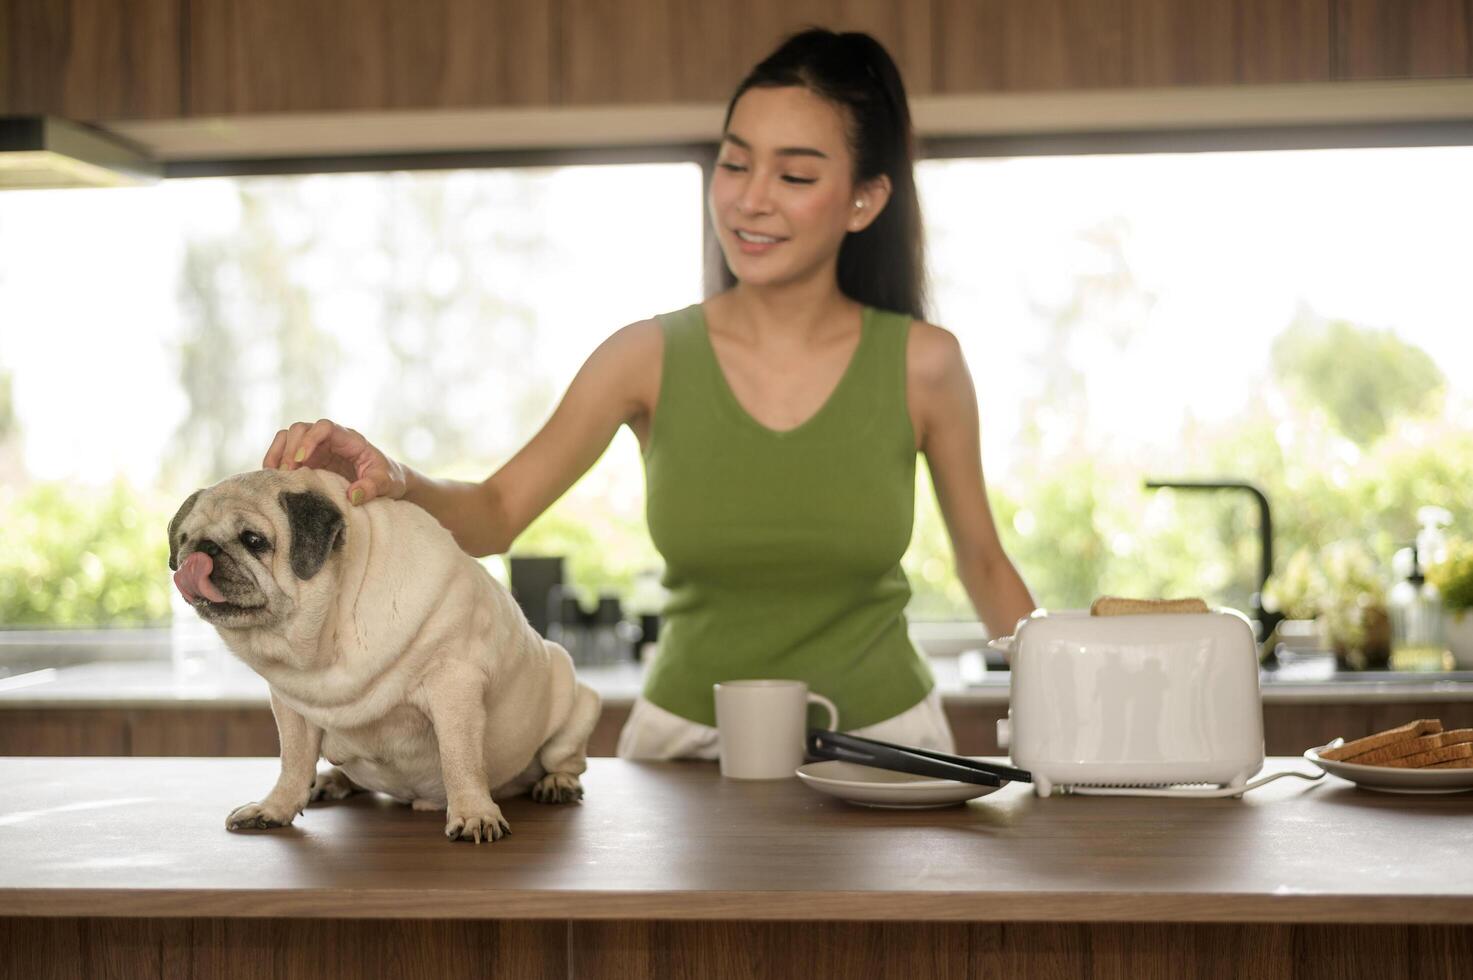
615 688 957 761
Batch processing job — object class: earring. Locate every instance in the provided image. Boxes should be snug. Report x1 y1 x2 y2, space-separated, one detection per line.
854 200 865 208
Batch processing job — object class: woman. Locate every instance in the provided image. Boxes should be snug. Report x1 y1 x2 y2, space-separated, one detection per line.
263 29 1035 760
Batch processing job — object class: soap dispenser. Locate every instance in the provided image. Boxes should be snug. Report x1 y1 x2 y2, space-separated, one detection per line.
1389 543 1452 672
1393 506 1452 580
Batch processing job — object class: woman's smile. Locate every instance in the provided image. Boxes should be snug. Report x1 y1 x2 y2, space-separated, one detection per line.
733 228 788 254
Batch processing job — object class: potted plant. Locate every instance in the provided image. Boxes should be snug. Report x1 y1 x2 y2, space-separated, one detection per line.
1267 541 1390 669
1428 537 1473 669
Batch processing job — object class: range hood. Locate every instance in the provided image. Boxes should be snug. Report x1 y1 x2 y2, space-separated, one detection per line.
0 117 160 190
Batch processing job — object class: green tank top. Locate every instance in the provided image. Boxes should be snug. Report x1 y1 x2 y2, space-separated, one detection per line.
640 302 936 729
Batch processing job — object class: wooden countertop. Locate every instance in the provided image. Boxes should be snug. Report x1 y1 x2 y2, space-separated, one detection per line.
3 756 1471 924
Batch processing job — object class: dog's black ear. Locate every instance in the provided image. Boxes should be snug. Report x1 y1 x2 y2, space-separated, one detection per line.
168 490 203 571
279 489 347 581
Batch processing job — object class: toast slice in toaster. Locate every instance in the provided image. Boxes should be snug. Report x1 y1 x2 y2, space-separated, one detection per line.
1318 718 1442 761
1089 596 1210 616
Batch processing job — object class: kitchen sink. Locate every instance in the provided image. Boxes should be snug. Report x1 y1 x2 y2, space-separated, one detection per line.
1263 650 1473 684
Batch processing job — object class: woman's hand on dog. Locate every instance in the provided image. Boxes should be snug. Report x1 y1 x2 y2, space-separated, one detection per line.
264 419 408 507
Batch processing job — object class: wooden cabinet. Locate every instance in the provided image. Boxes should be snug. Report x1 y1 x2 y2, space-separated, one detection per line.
0 707 280 756
4 0 1472 121
559 0 935 105
0 0 181 119
0 704 623 758
936 0 1128 92
1333 0 1473 80
946 700 1473 755
1127 0 1332 86
185 0 554 114
0 708 131 755
5 699 1471 759
936 0 1334 92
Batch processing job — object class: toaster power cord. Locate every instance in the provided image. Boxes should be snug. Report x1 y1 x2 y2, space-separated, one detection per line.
1064 768 1326 798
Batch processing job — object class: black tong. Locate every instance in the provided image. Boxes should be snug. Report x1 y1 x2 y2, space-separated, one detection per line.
806 729 1032 787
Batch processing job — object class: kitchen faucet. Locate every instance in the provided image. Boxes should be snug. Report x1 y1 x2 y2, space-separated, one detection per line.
1143 479 1286 663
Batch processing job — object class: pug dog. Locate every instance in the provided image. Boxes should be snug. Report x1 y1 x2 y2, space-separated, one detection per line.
168 467 600 843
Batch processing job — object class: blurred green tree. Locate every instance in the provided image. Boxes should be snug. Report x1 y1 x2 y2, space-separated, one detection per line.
1272 309 1445 446
0 367 15 440
0 480 172 627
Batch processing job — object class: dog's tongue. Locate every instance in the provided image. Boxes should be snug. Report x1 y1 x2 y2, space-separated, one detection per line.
174 551 227 604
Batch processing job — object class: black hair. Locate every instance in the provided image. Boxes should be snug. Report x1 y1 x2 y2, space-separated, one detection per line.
717 28 926 321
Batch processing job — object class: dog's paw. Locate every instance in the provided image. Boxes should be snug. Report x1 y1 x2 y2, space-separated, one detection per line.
309 767 360 803
531 772 585 804
444 799 510 844
226 800 299 831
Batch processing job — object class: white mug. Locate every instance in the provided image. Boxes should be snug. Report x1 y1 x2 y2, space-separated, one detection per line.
713 679 840 779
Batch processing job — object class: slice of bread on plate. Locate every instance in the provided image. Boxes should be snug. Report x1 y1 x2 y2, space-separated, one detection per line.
1319 719 1442 762
1348 733 1446 766
1383 742 1473 769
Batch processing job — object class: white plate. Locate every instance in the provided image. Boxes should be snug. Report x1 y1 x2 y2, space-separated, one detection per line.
1304 741 1473 794
795 758 1008 808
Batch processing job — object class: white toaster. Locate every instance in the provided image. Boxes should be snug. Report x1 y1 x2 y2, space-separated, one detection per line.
993 608 1266 797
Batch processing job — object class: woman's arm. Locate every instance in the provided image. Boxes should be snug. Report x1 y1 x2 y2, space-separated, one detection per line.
441 318 663 557
280 319 663 558
463 318 664 555
907 322 1036 638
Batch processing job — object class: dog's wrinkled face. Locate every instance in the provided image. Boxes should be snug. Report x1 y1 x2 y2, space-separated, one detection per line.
168 470 347 630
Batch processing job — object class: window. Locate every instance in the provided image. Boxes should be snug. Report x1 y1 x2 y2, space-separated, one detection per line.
5 140 1470 654
912 144 1473 627
0 161 702 643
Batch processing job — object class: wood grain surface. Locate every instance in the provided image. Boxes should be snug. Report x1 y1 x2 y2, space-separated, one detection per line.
3 756 1471 923
558 0 935 104
6 0 1473 121
0 0 181 119
1125 0 1332 86
2 916 1469 980
1333 0 1473 80
185 0 554 114
8 698 1473 760
935 0 1129 92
